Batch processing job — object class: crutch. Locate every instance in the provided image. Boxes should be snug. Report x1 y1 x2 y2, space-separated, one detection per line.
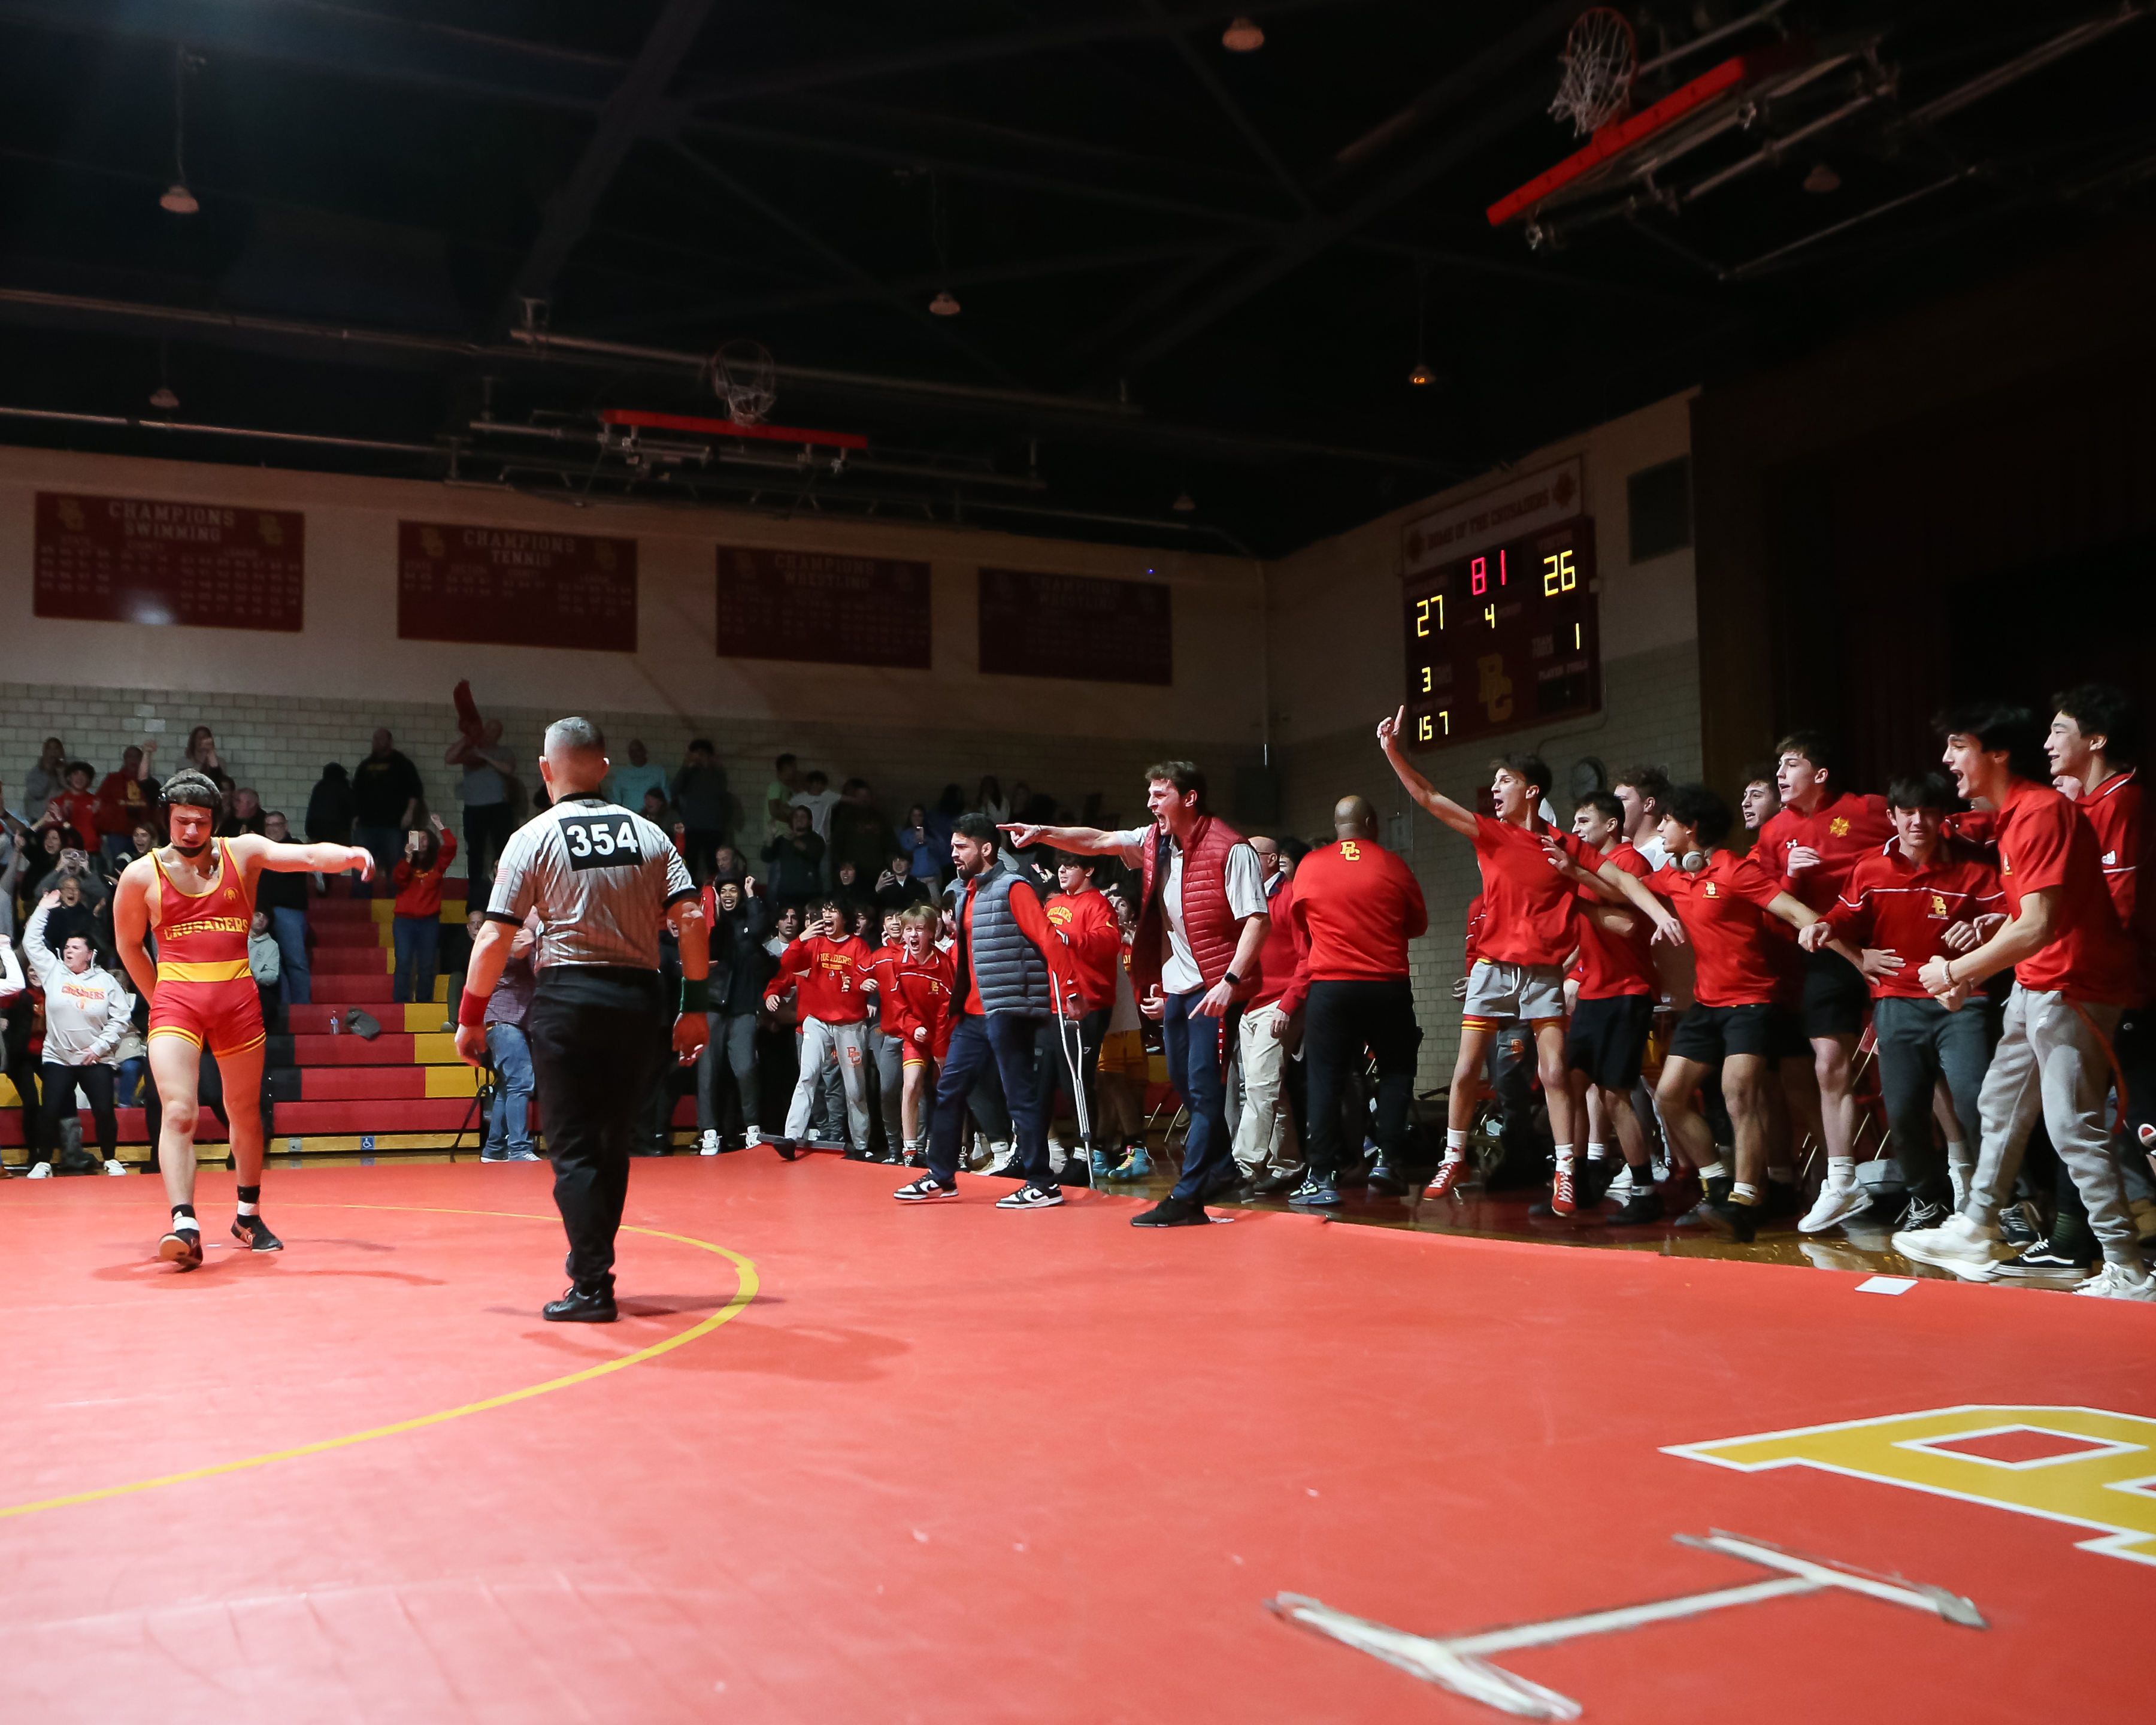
1051 978 1097 1171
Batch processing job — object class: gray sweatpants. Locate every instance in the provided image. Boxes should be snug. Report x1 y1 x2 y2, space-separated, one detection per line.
869 1025 904 1148
1966 985 2134 1264
697 1010 760 1134
786 1016 871 1148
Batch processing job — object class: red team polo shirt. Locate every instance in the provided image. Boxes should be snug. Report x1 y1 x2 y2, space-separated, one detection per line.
2078 769 2151 1004
1573 841 1658 999
1757 789 1895 915
1823 843 2006 1000
1644 850 1788 1008
1470 815 1595 970
1992 776 2137 1004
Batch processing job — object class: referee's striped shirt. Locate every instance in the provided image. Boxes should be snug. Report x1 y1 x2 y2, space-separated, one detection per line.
487 795 696 972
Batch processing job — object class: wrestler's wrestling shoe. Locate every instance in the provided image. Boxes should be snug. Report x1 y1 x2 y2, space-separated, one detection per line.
158 1226 204 1270
232 1213 284 1252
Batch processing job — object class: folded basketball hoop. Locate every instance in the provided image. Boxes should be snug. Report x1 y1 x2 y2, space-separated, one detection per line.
1551 7 1637 135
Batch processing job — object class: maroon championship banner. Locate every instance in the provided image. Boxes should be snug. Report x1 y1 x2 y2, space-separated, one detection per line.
33 491 304 631
977 567 1171 686
716 546 932 668
397 522 637 651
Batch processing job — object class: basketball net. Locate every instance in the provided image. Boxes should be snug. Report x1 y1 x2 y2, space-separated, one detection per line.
1550 7 1637 136
711 338 777 426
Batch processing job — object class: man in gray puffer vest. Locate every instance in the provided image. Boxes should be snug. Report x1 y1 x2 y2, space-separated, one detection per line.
894 813 1075 1210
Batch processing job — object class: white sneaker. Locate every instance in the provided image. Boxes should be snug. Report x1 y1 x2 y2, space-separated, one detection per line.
743 1128 762 1149
2074 1261 2156 1300
1799 1182 1873 1234
28 1161 53 1179
697 1130 720 1157
1893 1212 2012 1281
104 1159 128 1176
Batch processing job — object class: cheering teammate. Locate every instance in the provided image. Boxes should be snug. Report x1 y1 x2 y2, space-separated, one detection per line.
113 769 374 1268
1377 708 1682 1201
882 904 955 1166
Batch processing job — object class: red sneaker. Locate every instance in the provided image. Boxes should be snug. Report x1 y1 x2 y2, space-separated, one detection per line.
1423 1156 1470 1200
1551 1163 1577 1216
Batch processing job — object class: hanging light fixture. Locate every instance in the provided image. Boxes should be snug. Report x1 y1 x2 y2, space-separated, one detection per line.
1803 161 1841 195
161 45 199 214
1172 490 1196 513
149 385 180 410
1409 362 1434 387
928 290 961 316
1407 259 1435 388
1222 17 1265 52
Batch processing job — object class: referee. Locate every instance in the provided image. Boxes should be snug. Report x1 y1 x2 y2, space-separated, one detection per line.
456 718 709 1322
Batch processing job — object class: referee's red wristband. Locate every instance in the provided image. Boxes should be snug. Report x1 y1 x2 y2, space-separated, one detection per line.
457 987 491 1028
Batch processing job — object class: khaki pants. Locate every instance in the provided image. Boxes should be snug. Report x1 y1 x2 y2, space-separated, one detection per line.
1233 1001 1301 1178
1968 985 2134 1264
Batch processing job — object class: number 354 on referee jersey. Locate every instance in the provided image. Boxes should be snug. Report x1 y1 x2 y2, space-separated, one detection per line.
561 813 643 870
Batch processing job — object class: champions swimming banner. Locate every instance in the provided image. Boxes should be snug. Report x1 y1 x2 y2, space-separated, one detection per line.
33 491 305 631
977 567 1172 686
715 546 932 668
397 521 638 651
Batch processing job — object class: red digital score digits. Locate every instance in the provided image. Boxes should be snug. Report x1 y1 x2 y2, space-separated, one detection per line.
1401 516 1600 750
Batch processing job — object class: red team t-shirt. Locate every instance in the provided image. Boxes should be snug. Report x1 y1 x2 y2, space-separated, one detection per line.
1991 777 2136 1003
1470 815 1595 970
1757 789 1895 915
1573 840 1658 1000
1644 850 1788 1008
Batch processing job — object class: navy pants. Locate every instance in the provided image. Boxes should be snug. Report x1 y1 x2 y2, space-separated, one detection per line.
1162 988 1235 1202
928 1012 1049 1188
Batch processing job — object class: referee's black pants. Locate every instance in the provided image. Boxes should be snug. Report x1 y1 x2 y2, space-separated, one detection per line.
1304 979 1421 1181
526 968 667 1292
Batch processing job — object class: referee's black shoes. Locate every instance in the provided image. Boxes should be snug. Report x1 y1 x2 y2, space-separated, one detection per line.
543 1284 619 1322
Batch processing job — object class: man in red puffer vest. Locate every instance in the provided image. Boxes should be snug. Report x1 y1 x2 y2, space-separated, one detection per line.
1004 761 1269 1227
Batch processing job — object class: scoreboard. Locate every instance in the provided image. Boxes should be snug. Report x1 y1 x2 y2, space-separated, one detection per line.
1402 515 1600 750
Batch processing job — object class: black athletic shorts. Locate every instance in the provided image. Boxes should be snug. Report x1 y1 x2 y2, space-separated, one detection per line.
1669 1001 1798 1064
1565 992 1655 1091
1801 946 1870 1039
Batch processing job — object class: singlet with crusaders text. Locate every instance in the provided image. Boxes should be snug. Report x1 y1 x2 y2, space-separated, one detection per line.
488 795 695 971
148 838 256 981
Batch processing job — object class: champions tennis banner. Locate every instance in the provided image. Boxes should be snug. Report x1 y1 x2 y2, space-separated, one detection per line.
396 521 638 651
33 491 305 631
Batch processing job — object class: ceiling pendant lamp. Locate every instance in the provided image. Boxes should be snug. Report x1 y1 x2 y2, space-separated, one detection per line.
161 44 200 215
928 289 961 316
1222 17 1265 52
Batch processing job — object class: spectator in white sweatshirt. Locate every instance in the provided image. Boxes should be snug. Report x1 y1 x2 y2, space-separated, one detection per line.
25 888 131 1176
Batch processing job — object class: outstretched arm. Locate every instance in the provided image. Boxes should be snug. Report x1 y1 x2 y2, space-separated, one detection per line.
229 832 375 880
1377 706 1477 838
998 820 1127 855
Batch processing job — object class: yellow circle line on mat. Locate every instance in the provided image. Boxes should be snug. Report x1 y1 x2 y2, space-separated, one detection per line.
0 1202 759 1523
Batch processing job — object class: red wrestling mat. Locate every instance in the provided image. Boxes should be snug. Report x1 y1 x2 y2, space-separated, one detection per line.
2 1158 2148 1723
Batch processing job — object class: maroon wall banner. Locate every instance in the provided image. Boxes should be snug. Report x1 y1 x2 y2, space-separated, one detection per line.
34 492 304 631
977 567 1172 686
397 522 637 650
716 547 932 668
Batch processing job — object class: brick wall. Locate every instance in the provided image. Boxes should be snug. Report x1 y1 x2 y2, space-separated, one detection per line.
1273 639 1703 1091
2 679 1259 871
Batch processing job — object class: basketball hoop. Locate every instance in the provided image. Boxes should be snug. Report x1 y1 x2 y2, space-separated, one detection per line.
711 338 777 425
1551 7 1637 136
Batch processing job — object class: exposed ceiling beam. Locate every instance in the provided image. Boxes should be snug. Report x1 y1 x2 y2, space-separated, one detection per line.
1143 0 1313 215
499 0 717 325
1112 82 1555 373
667 141 1021 386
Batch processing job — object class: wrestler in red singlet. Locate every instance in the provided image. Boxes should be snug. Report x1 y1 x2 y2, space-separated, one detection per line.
145 836 267 1061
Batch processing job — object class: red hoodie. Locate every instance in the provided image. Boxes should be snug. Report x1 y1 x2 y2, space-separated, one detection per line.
883 946 956 1059
392 829 458 919
1044 888 1122 1012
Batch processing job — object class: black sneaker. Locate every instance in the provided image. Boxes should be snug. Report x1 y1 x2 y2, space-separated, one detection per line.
1706 1196 1761 1243
995 1182 1064 1210
1997 1237 2095 1276
1286 1178 1341 1208
893 1176 959 1202
768 1136 800 1162
1674 1175 1731 1227
232 1213 284 1252
543 1284 617 1322
1760 1180 1802 1218
1059 1156 1092 1188
1366 1162 1407 1197
843 1145 875 1162
1897 1196 1951 1232
1997 1202 2042 1249
1576 1160 1617 1208
1606 1189 1665 1225
1131 1194 1209 1227
1251 1168 1307 1197
158 1227 204 1270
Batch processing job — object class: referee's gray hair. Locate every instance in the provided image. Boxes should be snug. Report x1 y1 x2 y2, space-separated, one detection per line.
544 716 606 754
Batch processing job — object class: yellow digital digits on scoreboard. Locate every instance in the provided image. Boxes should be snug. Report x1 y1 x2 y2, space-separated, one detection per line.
1402 516 1600 750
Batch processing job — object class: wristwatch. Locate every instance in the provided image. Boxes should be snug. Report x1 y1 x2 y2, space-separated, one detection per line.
1223 970 1241 986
